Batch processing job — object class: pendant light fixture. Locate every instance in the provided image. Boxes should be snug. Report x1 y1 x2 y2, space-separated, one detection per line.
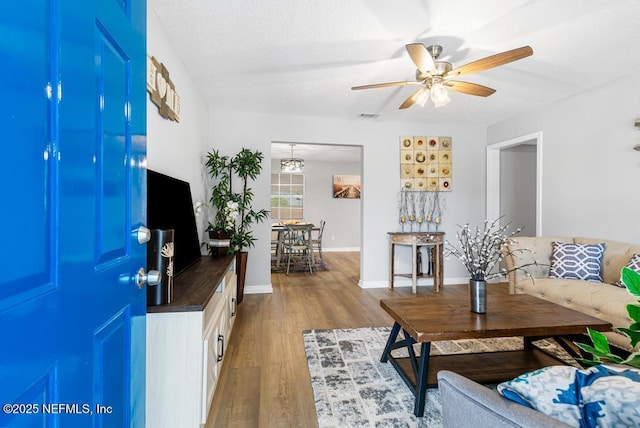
280 143 304 173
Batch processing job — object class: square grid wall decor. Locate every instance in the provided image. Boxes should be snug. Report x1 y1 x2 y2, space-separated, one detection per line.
400 136 452 192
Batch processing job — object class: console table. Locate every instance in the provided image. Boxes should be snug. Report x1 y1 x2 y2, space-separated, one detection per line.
146 255 237 427
388 232 444 293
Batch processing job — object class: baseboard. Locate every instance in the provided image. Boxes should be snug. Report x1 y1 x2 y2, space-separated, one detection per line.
244 284 273 294
359 277 470 289
323 247 360 252
358 280 388 289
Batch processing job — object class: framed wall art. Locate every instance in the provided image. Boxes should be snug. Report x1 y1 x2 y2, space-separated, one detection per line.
400 135 452 191
333 175 361 199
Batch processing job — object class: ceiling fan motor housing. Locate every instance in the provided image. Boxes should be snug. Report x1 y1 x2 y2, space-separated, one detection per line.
426 45 443 59
416 61 452 82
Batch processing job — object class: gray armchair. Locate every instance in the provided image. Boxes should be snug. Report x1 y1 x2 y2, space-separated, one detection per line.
437 371 571 427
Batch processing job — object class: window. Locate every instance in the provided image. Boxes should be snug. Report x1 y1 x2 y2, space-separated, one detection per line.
271 173 304 220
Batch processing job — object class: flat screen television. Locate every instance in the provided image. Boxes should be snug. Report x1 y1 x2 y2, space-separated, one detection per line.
147 169 202 276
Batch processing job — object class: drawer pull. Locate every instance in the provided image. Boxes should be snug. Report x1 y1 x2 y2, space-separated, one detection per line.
231 298 237 317
217 334 224 362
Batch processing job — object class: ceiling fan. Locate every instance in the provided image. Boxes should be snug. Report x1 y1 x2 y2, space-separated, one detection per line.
351 43 533 109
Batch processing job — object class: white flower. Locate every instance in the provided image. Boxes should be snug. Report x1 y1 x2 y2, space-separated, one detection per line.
220 200 240 230
445 216 527 281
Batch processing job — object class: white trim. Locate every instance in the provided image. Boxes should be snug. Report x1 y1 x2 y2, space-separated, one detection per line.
486 131 543 236
359 276 472 289
323 247 360 252
244 284 273 294
358 280 389 289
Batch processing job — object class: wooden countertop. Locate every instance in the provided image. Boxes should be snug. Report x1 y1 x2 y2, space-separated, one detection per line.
147 255 235 314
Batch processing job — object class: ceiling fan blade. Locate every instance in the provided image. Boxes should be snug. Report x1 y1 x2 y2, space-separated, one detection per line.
445 81 496 97
405 43 436 73
351 81 419 90
446 46 533 78
399 87 427 109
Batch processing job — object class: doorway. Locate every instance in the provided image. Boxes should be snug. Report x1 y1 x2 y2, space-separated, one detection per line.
486 132 543 236
270 142 363 274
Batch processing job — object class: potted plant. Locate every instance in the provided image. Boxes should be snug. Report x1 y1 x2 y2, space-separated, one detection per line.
204 148 270 303
576 267 640 368
445 217 537 313
204 150 236 256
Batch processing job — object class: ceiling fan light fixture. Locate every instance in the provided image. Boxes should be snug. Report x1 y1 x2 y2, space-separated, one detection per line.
414 89 430 107
430 82 450 108
281 143 304 173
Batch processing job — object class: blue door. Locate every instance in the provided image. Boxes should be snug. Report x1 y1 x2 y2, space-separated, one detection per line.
0 0 147 426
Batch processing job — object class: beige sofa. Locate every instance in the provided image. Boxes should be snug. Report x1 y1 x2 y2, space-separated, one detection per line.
504 236 640 350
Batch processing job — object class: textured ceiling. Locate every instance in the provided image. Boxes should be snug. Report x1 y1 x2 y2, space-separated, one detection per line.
149 0 640 126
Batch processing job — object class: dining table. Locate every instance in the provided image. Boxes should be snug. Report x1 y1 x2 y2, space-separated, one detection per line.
271 222 319 268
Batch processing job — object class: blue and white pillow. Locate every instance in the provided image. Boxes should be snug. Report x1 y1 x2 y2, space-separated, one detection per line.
549 242 605 282
498 364 640 427
615 253 640 288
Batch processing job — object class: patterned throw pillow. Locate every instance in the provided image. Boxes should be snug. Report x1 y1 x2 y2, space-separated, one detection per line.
615 253 640 287
549 242 605 282
498 364 640 427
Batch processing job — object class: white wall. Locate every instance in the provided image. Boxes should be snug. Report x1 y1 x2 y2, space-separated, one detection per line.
270 158 362 250
488 71 640 244
211 110 487 292
146 5 639 296
147 12 488 294
146 8 211 241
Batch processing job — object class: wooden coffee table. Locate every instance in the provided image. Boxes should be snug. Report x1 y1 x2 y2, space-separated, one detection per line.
380 291 612 417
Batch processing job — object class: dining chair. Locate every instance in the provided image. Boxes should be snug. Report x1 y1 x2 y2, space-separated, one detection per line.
282 224 314 275
311 220 326 262
270 230 281 255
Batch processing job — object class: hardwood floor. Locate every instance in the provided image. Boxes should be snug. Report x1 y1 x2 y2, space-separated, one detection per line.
206 251 459 427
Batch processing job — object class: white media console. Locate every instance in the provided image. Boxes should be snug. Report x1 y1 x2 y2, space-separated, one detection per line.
146 255 237 427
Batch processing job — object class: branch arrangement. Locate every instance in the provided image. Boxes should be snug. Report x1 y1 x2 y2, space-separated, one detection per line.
445 217 537 281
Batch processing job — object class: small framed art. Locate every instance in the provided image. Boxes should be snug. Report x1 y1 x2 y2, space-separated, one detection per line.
333 175 361 199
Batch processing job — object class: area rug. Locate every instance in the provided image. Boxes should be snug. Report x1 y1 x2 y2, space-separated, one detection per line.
271 255 330 273
303 326 578 427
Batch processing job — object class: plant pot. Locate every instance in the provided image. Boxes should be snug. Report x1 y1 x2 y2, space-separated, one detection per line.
208 230 231 256
236 251 248 304
469 279 486 313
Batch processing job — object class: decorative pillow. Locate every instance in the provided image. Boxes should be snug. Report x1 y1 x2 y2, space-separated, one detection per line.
497 366 581 425
498 364 640 427
549 242 605 282
615 253 640 287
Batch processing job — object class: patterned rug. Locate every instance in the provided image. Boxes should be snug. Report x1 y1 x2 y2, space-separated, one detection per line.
271 255 330 273
303 327 577 427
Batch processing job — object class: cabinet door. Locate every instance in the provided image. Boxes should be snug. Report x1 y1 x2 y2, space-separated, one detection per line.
201 307 228 423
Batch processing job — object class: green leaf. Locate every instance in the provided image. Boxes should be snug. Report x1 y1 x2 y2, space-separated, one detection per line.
575 342 600 356
622 267 640 296
629 322 640 331
575 342 612 359
622 352 640 369
586 327 611 354
576 357 600 367
627 304 640 323
617 328 640 348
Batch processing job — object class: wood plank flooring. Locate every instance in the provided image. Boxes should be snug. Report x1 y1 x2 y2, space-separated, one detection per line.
205 251 472 427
